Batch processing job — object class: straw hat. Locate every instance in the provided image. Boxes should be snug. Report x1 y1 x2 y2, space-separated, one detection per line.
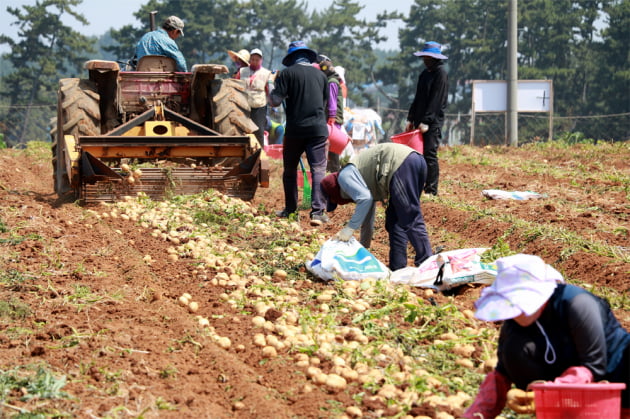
228 49 250 66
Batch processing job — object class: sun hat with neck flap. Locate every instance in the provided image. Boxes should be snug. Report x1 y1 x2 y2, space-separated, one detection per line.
282 40 318 66
413 41 448 60
474 254 564 322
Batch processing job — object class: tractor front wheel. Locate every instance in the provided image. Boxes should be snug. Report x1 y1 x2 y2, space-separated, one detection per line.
51 78 100 199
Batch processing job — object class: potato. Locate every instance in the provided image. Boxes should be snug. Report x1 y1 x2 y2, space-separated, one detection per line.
253 334 266 347
178 295 190 307
217 337 231 349
273 269 288 280
346 406 363 418
261 345 277 358
453 343 476 358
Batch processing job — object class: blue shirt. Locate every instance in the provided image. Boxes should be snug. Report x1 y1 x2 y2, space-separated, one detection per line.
337 165 375 231
135 29 187 72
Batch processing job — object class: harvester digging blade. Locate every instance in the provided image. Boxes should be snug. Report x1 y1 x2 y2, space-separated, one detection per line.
81 152 122 184
224 148 262 177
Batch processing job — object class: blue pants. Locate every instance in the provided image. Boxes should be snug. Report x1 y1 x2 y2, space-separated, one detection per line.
385 153 433 270
282 136 327 215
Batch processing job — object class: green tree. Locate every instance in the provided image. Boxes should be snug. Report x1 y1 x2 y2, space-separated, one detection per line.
0 0 95 145
106 0 252 70
307 0 399 107
242 0 312 68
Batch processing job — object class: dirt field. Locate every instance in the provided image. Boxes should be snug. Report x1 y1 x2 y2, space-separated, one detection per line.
0 141 628 418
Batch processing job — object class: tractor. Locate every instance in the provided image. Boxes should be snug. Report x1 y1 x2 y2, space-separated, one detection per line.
51 45 269 204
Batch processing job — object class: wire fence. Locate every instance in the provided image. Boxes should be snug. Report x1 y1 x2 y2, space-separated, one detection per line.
377 107 630 145
0 104 628 148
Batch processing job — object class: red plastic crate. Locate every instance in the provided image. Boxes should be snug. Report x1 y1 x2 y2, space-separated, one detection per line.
264 144 283 160
531 382 625 419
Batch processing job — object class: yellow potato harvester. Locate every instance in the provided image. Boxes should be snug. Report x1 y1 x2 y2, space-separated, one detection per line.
52 57 269 204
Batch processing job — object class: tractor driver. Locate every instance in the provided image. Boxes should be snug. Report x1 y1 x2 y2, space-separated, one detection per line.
135 16 188 72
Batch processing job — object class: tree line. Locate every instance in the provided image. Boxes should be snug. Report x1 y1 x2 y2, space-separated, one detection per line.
0 0 628 146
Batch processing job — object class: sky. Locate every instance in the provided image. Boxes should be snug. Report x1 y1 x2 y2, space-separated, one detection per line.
0 0 409 52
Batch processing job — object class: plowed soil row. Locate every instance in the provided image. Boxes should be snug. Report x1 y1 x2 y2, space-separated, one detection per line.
0 141 627 418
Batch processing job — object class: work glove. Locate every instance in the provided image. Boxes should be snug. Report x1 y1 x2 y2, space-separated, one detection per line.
419 123 429 133
462 370 511 419
553 366 593 384
335 227 355 241
506 388 535 414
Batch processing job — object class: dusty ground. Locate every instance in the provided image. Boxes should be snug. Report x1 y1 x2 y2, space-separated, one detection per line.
0 141 628 418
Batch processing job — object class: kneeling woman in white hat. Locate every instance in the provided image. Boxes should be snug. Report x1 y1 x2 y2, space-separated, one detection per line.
464 254 630 418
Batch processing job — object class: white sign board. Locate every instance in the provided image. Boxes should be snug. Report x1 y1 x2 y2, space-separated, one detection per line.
472 80 552 112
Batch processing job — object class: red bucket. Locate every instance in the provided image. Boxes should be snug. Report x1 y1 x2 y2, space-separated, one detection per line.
327 123 351 154
531 382 625 419
391 129 424 154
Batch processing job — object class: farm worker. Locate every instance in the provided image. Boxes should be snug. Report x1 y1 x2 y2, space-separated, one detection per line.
269 41 330 227
227 49 250 78
317 54 346 172
235 48 273 147
135 16 187 72
405 41 448 196
320 143 433 270
463 254 630 418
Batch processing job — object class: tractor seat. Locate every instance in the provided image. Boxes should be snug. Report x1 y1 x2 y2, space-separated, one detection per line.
136 55 177 72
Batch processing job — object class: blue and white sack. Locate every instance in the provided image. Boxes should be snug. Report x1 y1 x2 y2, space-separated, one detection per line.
306 238 390 281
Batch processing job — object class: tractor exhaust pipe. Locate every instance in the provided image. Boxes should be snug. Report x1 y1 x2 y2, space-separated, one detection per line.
149 11 157 31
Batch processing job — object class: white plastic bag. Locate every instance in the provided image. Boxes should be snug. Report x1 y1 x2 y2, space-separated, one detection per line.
306 238 389 281
482 189 545 200
390 248 497 291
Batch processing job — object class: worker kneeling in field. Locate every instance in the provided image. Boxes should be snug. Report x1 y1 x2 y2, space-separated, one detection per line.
463 254 630 418
320 143 433 270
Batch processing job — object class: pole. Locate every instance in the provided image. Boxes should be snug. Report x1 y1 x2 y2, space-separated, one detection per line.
150 11 157 31
507 0 518 146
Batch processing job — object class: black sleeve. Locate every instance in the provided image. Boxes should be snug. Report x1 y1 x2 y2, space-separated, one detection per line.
566 292 608 379
407 74 421 123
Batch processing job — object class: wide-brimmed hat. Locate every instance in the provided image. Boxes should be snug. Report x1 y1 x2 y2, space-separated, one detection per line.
164 16 185 36
320 172 353 213
282 40 317 66
413 41 448 60
227 49 250 66
250 48 263 58
474 254 564 322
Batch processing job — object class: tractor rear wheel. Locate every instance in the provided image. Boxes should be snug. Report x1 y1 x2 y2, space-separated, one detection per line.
210 78 258 136
51 78 100 198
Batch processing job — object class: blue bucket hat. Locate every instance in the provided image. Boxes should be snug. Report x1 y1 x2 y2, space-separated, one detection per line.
282 40 318 66
413 41 448 60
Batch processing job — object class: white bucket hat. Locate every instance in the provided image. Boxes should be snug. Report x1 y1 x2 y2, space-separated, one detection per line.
474 254 564 321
